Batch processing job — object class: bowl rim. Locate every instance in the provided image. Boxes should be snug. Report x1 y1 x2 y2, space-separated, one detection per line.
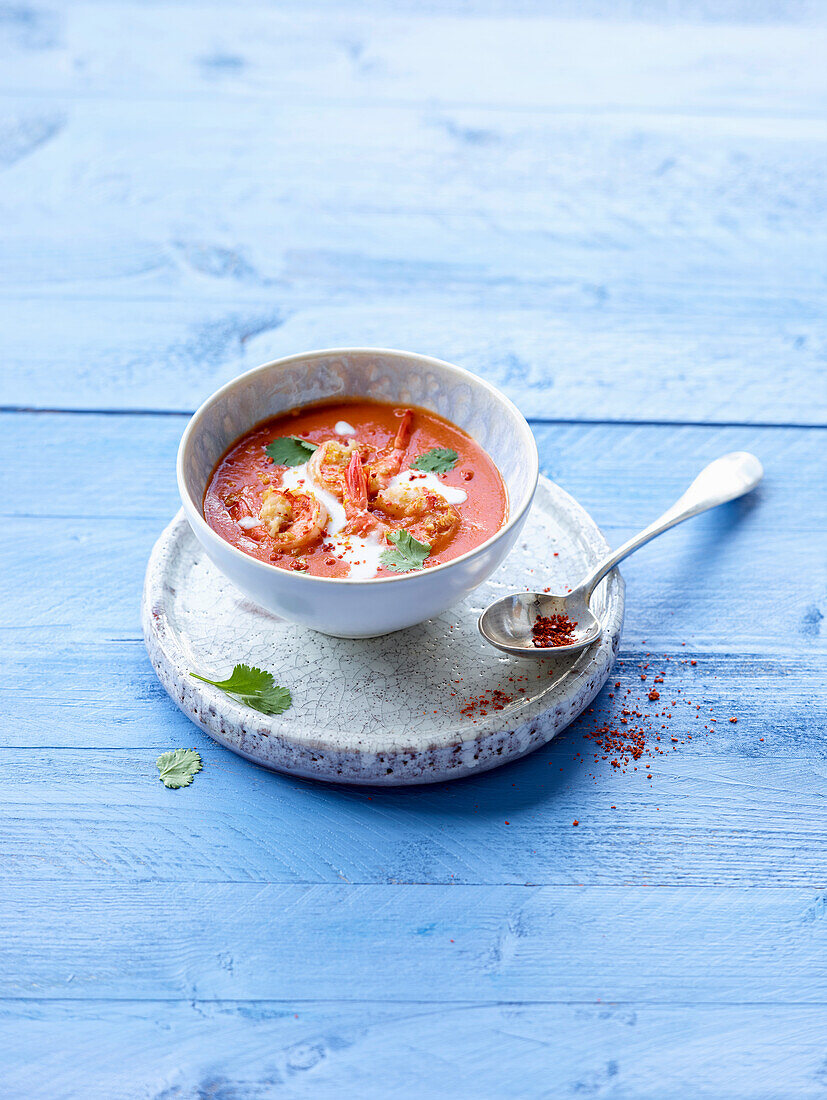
177 346 539 586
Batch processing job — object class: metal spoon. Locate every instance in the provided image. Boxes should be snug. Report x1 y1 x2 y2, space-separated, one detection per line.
478 451 763 658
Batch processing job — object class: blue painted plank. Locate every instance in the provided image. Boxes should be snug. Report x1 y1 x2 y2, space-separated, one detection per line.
2 736 825 885
3 883 826 1001
0 31 825 424
0 95 824 421
1 6 825 116
2 1000 826 1100
2 293 825 422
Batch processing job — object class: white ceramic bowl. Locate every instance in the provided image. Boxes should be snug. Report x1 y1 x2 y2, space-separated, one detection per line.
177 348 539 637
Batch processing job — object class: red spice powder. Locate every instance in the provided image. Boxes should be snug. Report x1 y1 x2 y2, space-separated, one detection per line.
532 613 577 648
460 687 515 719
576 646 746 790
455 646 738 813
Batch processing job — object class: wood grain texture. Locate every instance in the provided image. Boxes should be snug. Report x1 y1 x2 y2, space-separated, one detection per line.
1 4 825 111
1 101 824 421
0 12 825 422
4 883 827 1002
2 738 825 886
3 1001 827 1100
5 293 825 424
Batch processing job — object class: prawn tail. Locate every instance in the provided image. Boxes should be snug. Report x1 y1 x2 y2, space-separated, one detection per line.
344 450 369 514
393 409 413 450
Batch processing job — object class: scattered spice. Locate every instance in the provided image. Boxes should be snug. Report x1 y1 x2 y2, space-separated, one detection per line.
576 651 714 782
455 644 741 830
459 687 515 718
532 613 577 648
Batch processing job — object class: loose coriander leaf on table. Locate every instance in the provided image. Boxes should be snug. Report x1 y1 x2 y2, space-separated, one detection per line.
264 436 318 467
381 529 431 572
190 664 293 715
411 447 459 473
156 748 202 788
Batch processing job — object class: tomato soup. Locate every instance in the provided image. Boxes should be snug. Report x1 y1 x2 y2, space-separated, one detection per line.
203 400 508 579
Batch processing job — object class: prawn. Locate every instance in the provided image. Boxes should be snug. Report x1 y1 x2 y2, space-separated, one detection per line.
366 409 413 493
225 487 258 522
259 488 329 551
224 487 273 541
342 451 388 537
373 481 460 553
308 439 364 500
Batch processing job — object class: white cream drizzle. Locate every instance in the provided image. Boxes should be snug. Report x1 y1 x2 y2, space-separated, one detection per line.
334 420 356 436
331 531 386 580
240 458 469 578
387 468 467 504
280 461 347 534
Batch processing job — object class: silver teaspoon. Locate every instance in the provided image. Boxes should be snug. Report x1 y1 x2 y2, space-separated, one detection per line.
478 451 763 658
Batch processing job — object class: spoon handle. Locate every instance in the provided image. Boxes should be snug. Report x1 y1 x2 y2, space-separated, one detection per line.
580 451 763 598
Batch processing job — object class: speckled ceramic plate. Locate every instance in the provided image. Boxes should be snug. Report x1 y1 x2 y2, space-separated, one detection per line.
142 476 624 785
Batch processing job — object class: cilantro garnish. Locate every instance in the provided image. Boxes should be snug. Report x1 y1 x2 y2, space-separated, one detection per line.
156 748 202 789
380 530 431 572
411 447 459 474
264 436 318 467
190 664 293 715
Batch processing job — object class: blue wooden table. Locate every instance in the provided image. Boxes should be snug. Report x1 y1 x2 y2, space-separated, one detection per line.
2 2 826 1096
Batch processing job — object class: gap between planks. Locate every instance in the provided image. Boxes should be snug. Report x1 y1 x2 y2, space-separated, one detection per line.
2 996 827 1006
1 405 825 431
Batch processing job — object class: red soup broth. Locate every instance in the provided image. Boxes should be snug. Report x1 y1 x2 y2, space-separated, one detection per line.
203 400 508 579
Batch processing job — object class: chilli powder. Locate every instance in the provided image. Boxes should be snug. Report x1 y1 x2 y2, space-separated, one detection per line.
532 613 577 648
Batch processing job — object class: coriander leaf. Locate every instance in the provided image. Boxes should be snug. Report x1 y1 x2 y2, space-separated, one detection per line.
246 684 292 716
156 748 202 789
264 436 319 467
411 447 459 474
190 664 293 716
191 663 274 695
380 529 431 573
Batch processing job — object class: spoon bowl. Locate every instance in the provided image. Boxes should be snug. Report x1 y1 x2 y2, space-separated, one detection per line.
478 587 601 658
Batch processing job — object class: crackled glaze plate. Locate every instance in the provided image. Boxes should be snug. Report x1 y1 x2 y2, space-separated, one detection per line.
142 476 624 785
